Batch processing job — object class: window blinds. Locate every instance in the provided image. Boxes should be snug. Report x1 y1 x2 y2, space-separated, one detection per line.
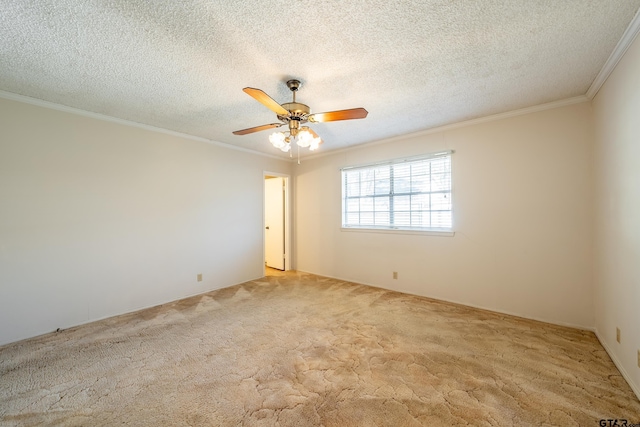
342 152 452 231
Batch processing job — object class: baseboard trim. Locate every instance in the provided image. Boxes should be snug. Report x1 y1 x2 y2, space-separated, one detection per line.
594 329 640 401
299 269 640 400
297 269 595 332
0 275 264 347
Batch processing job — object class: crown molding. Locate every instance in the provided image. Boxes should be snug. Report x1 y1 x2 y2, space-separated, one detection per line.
0 90 288 162
301 95 589 163
1 90 589 165
586 9 640 99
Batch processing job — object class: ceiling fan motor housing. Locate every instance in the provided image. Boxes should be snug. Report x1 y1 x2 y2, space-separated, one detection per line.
280 80 310 126
278 102 310 122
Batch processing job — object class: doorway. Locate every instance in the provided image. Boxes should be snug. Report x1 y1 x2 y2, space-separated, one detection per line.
264 173 290 272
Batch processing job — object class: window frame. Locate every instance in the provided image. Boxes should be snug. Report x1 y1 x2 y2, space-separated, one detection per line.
340 151 454 236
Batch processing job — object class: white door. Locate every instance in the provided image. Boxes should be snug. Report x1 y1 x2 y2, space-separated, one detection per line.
264 177 285 270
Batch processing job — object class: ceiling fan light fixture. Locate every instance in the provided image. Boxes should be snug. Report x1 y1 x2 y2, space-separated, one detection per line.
269 131 286 148
280 143 291 153
297 126 322 150
296 129 313 148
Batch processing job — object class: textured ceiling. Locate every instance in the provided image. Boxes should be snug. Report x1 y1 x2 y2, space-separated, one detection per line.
1 1 639 158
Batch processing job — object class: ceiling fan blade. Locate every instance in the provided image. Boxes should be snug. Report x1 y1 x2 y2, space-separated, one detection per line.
232 123 283 135
308 108 368 123
243 88 289 116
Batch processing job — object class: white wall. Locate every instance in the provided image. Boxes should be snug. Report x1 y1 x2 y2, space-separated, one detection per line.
592 33 640 397
0 97 291 345
295 102 594 329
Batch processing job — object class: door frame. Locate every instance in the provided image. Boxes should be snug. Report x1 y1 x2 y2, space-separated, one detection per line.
263 171 291 273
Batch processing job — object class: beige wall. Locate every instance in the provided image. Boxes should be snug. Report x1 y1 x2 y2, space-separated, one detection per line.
0 98 291 345
295 102 594 329
592 34 640 396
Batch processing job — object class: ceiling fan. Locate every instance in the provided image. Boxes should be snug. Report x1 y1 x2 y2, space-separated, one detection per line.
232 79 368 153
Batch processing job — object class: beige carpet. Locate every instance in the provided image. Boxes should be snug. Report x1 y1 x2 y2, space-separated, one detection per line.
1 271 639 426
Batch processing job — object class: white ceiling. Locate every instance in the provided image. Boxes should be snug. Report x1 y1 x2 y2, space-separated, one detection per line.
1 1 639 159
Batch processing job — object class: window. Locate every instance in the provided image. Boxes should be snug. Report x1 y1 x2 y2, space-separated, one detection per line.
341 151 452 232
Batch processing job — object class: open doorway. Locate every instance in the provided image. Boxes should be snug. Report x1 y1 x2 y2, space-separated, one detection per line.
264 173 290 273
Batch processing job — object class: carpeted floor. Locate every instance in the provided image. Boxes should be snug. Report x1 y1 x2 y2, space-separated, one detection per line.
1 271 639 426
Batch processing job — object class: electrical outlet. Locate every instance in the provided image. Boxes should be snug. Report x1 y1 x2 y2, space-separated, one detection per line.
616 327 620 343
393 272 398 279
197 274 203 282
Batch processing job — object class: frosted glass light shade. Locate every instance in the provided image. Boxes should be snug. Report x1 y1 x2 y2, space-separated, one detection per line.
269 129 319 152
269 132 286 148
296 130 313 147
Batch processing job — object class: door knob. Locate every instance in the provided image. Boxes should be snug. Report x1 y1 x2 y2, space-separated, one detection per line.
265 226 270 229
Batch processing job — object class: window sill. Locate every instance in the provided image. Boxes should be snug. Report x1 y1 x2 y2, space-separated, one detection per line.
341 227 455 237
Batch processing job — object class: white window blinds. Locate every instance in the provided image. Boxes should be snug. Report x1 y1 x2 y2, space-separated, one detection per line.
341 152 452 231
